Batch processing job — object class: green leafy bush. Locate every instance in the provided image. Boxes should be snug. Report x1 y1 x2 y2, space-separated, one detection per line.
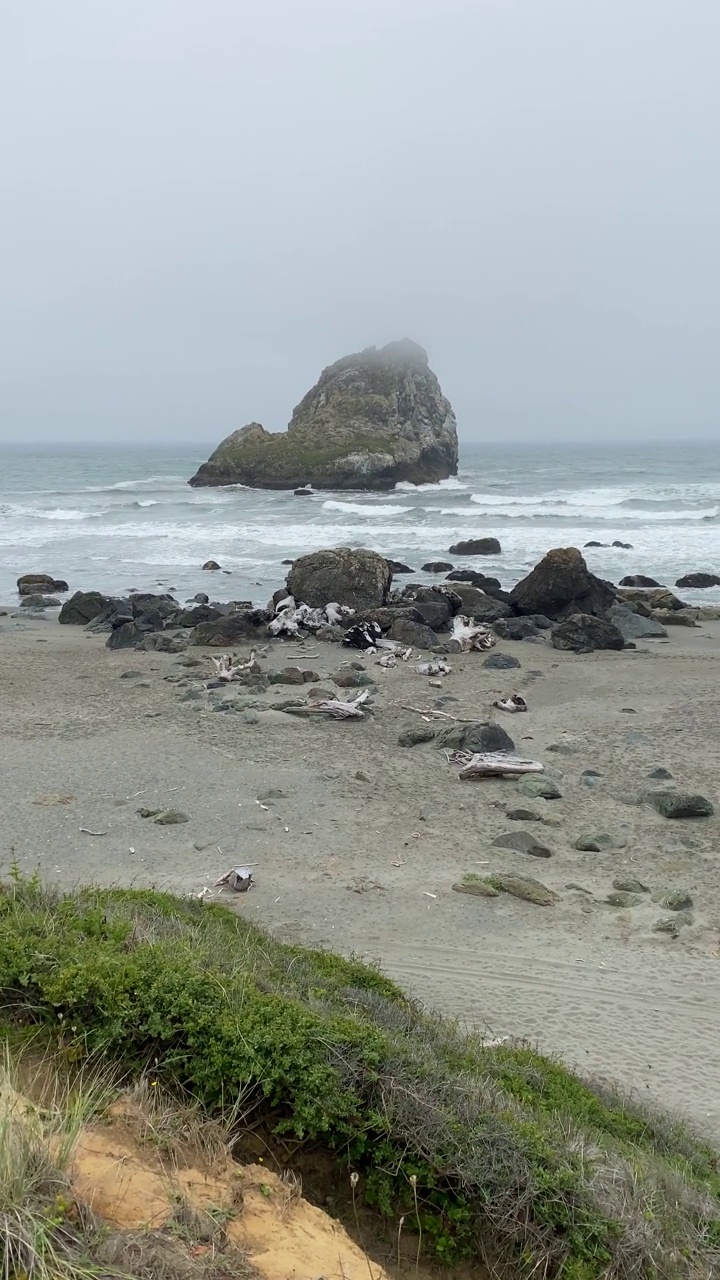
1 878 718 1279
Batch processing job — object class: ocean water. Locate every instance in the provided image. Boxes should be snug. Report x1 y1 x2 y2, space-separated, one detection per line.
1 441 720 607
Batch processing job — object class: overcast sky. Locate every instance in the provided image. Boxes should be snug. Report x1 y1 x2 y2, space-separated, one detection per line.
1 0 719 446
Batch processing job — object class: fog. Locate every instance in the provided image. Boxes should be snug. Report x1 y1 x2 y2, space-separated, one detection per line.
1 0 719 446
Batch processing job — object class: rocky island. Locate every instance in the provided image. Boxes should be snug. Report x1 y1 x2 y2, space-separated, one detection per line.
188 338 458 490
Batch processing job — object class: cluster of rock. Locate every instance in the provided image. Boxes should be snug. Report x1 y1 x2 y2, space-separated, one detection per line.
189 339 458 491
43 543 700 657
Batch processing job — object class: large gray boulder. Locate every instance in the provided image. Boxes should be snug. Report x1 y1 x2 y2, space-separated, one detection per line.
59 590 112 625
188 339 458 491
510 548 616 620
609 602 667 641
287 547 392 610
551 613 624 654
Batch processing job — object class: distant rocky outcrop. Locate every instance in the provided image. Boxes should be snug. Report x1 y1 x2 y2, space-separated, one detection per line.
189 339 458 491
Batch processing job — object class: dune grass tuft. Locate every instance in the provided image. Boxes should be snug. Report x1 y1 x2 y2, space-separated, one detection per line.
1 875 719 1279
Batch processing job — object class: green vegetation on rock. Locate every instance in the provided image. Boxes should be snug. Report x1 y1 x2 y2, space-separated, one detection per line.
1 876 719 1279
189 339 458 491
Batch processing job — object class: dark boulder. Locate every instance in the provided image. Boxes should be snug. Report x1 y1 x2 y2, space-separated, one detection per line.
141 633 189 653
584 541 606 548
676 572 720 589
422 560 454 572
396 585 453 628
20 594 61 609
492 831 553 858
191 610 269 646
287 547 391 610
609 603 667 641
448 537 501 556
192 592 210 604
202 560 222 570
612 540 633 549
294 487 313 497
106 621 152 650
551 613 624 654
494 616 552 641
17 573 69 596
387 618 437 649
387 560 414 574
445 584 511 623
510 548 615 620
619 575 662 588
434 721 515 753
177 604 226 627
445 569 507 599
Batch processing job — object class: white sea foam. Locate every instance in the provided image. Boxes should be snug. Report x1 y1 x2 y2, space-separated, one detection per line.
395 477 468 492
322 500 413 515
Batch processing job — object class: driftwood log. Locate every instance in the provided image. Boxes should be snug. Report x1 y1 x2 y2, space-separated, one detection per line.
452 751 544 780
285 689 371 719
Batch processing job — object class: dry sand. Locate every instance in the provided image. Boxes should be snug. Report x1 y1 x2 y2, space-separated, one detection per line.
2 608 720 1137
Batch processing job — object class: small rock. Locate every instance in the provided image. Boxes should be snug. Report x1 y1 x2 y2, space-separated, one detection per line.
490 873 559 905
448 537 501 556
648 767 673 780
422 561 454 573
652 913 694 936
258 787 285 801
581 769 602 777
136 807 162 818
647 791 714 819
180 689 204 702
243 709 260 724
301 669 320 682
202 560 221 570
419 804 437 822
120 670 144 679
492 831 552 858
482 652 521 670
269 667 306 685
517 777 562 800
574 833 627 852
506 808 541 822
398 725 437 748
546 743 579 756
661 890 693 910
612 877 649 893
355 771 371 783
153 810 189 825
333 670 374 688
606 891 640 908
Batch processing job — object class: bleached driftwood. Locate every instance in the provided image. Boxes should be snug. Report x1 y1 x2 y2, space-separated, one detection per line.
451 615 496 652
299 689 371 719
210 651 257 681
215 865 254 892
416 661 452 676
493 693 528 713
269 596 355 637
452 751 544 780
376 652 397 668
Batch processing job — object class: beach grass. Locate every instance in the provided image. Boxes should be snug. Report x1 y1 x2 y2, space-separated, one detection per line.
1 873 719 1279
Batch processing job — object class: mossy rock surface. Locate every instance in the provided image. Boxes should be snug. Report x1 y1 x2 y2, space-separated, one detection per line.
189 340 458 491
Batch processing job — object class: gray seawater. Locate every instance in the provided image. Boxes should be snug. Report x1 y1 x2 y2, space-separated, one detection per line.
2 441 720 606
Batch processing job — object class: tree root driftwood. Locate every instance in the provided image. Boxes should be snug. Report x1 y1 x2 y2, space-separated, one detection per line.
451 751 544 780
210 651 259 681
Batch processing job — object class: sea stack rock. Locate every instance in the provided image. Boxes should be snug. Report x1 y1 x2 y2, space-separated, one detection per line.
188 339 458 491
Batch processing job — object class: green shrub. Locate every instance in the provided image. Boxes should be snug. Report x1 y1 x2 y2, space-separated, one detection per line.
0 878 718 1279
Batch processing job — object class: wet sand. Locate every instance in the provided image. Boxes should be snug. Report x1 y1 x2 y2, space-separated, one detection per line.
2 609 720 1136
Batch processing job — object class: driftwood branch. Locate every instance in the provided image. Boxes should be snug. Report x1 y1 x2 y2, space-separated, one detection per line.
286 690 371 719
452 751 544 780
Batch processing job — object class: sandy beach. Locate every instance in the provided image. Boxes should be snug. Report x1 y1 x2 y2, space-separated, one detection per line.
2 607 719 1137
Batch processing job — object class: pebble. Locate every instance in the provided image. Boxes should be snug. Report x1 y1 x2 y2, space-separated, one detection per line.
355 771 372 783
242 709 260 724
546 743 579 755
153 810 189 825
606 891 640 908
648 767 673 780
506 808 541 822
